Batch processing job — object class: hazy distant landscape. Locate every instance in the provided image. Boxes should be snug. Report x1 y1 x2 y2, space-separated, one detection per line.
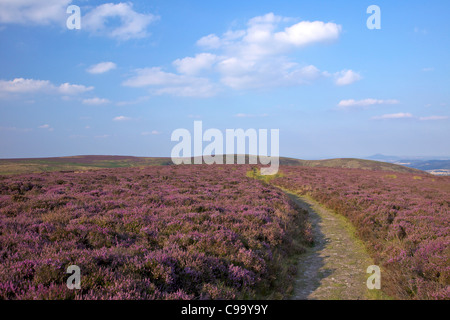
0 155 427 176
366 154 450 175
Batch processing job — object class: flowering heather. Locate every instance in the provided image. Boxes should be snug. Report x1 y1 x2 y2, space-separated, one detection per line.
0 165 310 300
271 167 450 300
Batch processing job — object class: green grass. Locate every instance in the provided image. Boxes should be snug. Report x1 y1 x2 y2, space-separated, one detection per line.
246 167 285 183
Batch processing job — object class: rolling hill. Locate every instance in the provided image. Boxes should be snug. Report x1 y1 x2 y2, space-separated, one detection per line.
0 155 423 175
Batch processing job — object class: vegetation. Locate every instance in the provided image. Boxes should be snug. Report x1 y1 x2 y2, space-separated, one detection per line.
0 165 311 299
0 155 422 176
0 156 173 175
0 156 447 300
270 167 449 300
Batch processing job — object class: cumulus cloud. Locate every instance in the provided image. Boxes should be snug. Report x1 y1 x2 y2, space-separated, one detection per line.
338 98 400 109
195 13 341 90
123 67 218 98
372 113 413 120
0 0 70 25
173 53 218 75
197 13 341 55
197 34 222 49
124 13 348 96
58 82 93 95
82 97 110 105
83 2 159 40
0 78 52 93
273 20 341 47
0 1 159 41
0 78 93 97
87 62 117 74
334 70 362 86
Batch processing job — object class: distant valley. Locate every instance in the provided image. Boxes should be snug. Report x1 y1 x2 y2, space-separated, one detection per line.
366 154 450 176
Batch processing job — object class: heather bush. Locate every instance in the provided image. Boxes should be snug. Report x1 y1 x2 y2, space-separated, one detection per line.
0 165 310 300
271 167 449 300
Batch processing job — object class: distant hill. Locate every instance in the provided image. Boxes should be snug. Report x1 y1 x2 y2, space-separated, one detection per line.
0 155 423 175
0 155 172 175
278 157 422 174
395 160 450 171
366 154 450 174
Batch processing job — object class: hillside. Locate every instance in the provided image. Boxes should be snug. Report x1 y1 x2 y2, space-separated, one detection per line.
0 155 422 175
279 158 423 174
0 155 172 175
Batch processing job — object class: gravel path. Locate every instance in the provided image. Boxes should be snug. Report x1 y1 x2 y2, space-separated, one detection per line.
286 192 374 300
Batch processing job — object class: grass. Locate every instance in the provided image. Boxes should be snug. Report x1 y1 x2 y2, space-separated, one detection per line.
291 193 395 300
0 155 423 176
246 167 285 183
248 169 394 300
0 156 173 175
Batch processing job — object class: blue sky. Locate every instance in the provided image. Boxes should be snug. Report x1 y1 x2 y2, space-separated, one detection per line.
0 0 449 159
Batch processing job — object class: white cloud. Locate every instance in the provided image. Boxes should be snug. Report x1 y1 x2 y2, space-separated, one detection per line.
334 70 362 86
198 13 341 54
173 53 218 75
419 115 448 121
83 3 159 40
82 97 110 105
0 78 52 93
372 113 413 120
38 124 54 131
196 34 222 49
113 116 131 121
142 130 161 135
0 1 159 41
0 78 93 97
273 20 341 47
195 13 341 90
338 98 400 109
124 13 351 95
422 67 434 72
58 82 93 95
0 0 70 25
219 60 325 90
87 62 117 74
123 67 218 97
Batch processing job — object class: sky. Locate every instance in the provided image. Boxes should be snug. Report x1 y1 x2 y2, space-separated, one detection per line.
0 0 449 159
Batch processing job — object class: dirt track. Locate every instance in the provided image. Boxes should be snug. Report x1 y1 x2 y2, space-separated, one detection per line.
287 192 375 300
